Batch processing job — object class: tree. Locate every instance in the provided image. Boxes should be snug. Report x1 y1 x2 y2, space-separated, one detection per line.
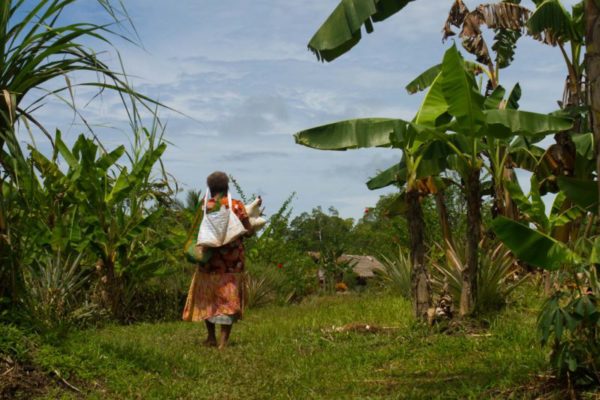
586 0 600 217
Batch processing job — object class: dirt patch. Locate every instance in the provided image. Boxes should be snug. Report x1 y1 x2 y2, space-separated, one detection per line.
321 323 400 334
0 356 99 400
0 357 53 400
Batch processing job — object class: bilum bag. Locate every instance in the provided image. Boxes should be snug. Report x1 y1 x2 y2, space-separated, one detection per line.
197 191 247 247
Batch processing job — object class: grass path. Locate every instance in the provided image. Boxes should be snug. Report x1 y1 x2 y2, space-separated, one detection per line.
40 293 545 399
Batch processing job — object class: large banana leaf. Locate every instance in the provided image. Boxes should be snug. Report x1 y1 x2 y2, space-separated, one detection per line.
440 45 486 135
572 133 594 160
490 216 579 270
527 0 579 44
484 109 573 138
308 0 415 62
414 72 450 127
506 175 551 232
484 86 507 110
557 176 598 214
506 83 522 110
294 118 409 150
406 61 486 95
406 64 442 94
365 139 451 190
367 162 405 190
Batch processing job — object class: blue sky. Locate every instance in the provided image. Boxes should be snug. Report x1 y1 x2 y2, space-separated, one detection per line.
22 0 580 219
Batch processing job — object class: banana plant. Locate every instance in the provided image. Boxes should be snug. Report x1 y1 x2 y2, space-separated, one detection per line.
406 45 572 315
296 118 436 319
0 0 159 305
586 0 600 217
296 45 571 317
490 181 600 386
30 131 169 318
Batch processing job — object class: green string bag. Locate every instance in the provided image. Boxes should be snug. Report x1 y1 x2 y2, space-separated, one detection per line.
183 198 212 264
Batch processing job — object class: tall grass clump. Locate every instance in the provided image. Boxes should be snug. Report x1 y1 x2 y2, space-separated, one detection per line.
432 241 528 313
375 246 411 298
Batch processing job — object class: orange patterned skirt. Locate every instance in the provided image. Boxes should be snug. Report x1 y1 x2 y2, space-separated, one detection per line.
182 269 245 322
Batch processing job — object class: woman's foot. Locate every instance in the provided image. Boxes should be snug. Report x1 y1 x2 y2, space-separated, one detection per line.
218 324 232 349
203 321 217 347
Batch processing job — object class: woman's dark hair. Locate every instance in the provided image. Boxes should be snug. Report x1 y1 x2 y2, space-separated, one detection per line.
207 171 229 196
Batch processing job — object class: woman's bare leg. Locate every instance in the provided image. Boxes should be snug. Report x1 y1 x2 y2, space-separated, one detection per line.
218 324 232 349
204 321 217 346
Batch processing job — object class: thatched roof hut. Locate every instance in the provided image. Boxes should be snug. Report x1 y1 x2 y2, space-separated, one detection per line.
308 252 384 278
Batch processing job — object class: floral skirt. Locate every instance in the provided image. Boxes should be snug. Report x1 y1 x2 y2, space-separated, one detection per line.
182 269 245 323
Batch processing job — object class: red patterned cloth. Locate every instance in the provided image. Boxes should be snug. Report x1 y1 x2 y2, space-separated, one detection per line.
182 270 244 322
182 196 249 322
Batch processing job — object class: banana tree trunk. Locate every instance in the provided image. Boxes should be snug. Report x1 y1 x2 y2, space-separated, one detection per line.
460 167 481 317
406 188 431 321
97 256 122 319
434 188 456 257
587 0 600 217
501 166 519 220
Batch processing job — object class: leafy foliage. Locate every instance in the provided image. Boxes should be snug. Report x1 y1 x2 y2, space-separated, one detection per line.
431 241 528 313
539 284 600 385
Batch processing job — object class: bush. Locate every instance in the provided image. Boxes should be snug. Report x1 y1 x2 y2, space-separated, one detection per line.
431 241 528 313
375 246 411 298
244 272 280 309
246 259 317 305
20 252 104 337
0 325 32 362
538 265 600 387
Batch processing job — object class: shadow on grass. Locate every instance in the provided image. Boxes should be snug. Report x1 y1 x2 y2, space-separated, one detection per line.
362 369 513 399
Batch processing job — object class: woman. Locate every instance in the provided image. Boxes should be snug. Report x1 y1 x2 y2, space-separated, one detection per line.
182 171 257 349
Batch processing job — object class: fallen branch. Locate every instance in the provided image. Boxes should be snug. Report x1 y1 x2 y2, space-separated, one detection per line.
53 369 82 394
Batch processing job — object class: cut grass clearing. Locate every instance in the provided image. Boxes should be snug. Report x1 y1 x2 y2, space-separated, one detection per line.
37 293 547 399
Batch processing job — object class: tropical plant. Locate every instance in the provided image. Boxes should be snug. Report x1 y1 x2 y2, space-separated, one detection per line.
586 0 600 217
0 0 159 306
431 241 528 313
376 246 412 299
19 122 174 320
244 272 279 309
296 44 571 317
20 251 101 336
538 282 600 387
490 177 600 388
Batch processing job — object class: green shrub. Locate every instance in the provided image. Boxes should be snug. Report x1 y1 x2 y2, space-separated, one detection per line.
20 252 104 337
538 266 600 387
431 241 528 313
244 272 279 309
0 324 33 362
375 246 411 298
246 260 316 305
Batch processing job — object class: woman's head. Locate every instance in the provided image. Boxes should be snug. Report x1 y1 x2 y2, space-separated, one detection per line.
207 171 229 196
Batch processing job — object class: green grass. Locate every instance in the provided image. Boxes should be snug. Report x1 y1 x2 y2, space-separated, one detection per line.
37 293 546 399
